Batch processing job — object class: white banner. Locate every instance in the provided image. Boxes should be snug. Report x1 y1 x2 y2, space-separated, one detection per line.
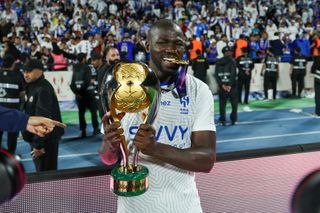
44 71 75 101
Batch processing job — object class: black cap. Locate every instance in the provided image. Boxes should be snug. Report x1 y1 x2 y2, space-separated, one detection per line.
222 46 232 53
91 52 102 60
24 59 44 72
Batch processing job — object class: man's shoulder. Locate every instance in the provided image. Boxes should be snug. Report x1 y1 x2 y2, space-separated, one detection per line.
39 78 55 93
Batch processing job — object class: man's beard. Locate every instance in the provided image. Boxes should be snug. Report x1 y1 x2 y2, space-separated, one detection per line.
109 59 120 65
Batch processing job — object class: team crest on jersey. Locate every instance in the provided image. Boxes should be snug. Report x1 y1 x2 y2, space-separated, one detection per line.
0 88 6 97
179 96 189 115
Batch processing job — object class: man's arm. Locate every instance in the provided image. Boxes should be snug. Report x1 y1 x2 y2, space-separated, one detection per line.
0 105 66 135
0 106 28 132
134 85 216 173
31 88 55 148
135 126 216 172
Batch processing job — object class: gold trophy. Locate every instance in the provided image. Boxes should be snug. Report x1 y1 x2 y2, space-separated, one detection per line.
100 62 161 197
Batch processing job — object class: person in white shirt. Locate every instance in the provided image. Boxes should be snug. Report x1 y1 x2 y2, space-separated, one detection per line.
1 4 17 23
266 20 278 40
216 34 228 59
99 19 216 213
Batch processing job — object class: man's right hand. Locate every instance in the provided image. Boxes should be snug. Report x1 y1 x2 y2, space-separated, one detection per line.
99 113 125 165
99 113 124 154
27 116 66 137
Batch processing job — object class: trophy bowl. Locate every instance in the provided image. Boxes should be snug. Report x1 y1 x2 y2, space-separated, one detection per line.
100 62 160 197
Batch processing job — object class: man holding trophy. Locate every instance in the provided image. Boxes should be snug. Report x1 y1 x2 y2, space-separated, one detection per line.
99 19 216 213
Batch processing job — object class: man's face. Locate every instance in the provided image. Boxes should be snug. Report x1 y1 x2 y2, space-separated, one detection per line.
106 48 120 65
91 58 101 69
147 25 186 76
24 69 42 83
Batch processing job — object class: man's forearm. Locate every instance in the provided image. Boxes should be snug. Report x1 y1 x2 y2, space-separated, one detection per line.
99 141 119 165
151 143 215 173
0 106 28 132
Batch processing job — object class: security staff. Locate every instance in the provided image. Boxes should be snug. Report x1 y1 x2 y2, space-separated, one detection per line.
91 52 110 119
290 47 307 98
261 48 279 100
191 49 209 84
215 46 238 125
237 47 254 111
70 53 99 138
311 48 320 116
23 59 64 171
0 54 25 154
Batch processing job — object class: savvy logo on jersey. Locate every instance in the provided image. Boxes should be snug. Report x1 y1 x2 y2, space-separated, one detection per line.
129 125 189 142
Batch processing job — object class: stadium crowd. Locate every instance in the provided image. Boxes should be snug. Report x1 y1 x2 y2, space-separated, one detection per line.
0 0 320 67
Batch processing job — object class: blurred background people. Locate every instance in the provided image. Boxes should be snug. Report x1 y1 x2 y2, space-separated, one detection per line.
0 54 25 154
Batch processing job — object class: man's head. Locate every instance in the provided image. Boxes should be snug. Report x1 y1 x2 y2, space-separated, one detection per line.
91 52 102 69
106 47 120 65
294 46 301 54
23 59 44 83
146 19 186 80
222 46 233 56
77 53 87 64
241 47 248 56
195 49 202 56
2 54 15 69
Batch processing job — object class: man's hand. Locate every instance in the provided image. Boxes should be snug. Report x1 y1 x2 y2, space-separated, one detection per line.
222 85 231 92
31 148 45 159
134 124 157 156
27 116 66 137
99 113 125 154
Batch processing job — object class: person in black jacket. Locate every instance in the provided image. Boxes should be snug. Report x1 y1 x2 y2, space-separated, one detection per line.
192 49 209 84
237 47 254 112
70 53 99 138
290 47 307 98
311 48 320 116
22 59 64 171
215 46 238 125
0 54 25 154
261 48 279 100
91 52 110 119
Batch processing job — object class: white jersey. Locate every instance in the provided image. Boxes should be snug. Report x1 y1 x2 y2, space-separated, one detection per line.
117 74 216 213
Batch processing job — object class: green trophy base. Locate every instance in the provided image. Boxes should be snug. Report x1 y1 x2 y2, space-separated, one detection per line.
110 165 149 197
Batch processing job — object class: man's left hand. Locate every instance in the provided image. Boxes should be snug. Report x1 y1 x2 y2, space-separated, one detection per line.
31 148 45 159
134 124 157 156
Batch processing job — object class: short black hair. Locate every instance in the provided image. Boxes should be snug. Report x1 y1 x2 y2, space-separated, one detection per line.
77 53 87 62
148 19 181 40
2 54 15 68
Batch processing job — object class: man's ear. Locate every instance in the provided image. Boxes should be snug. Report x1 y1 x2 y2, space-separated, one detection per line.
145 41 150 52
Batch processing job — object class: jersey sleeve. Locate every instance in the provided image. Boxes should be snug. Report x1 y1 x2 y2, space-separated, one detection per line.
0 106 28 132
192 83 216 132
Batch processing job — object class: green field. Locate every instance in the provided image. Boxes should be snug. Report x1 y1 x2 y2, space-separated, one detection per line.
62 98 315 124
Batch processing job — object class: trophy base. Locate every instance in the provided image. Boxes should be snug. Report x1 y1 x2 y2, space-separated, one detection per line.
110 165 149 197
